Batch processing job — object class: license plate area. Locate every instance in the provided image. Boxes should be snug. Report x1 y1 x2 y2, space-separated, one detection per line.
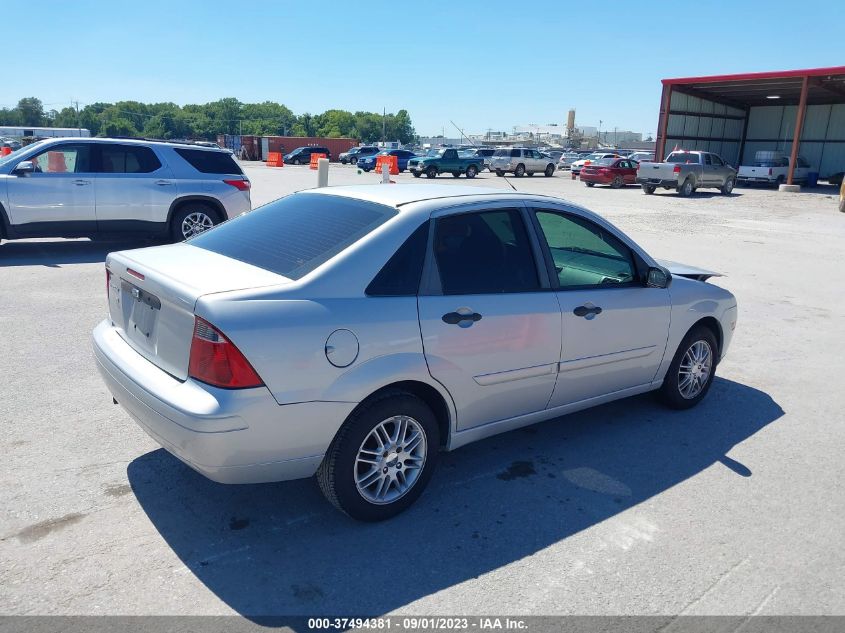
121 280 161 340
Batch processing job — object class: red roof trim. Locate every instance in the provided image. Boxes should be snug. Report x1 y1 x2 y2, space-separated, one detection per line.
662 66 845 86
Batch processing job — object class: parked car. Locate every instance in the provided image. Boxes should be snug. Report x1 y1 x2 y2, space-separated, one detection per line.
557 152 581 170
407 148 482 179
283 146 332 165
339 146 379 165
580 158 639 188
627 152 655 164
737 153 810 187
0 137 250 243
570 152 620 176
637 150 736 196
542 150 564 163
490 148 556 177
93 184 737 521
357 149 418 172
840 178 845 213
459 147 496 171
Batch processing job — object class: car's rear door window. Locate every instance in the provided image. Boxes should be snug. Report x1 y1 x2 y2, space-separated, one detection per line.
188 193 397 280
434 209 539 295
100 144 162 173
174 148 243 174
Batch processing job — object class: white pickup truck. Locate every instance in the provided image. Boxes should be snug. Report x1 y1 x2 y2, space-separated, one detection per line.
737 152 810 187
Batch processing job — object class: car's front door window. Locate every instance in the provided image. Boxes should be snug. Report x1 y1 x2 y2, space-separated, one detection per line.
533 210 637 288
30 144 91 174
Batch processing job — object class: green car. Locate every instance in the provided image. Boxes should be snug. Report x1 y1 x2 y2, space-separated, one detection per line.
407 148 482 179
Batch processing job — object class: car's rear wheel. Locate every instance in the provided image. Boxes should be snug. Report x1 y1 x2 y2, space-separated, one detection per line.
452 171 461 178
642 184 656 194
466 165 478 179
721 177 735 195
544 164 555 177
585 181 595 187
317 391 440 521
611 175 624 189
495 170 504 177
426 166 438 179
170 204 219 242
412 172 421 178
514 164 525 177
659 326 718 410
679 178 694 197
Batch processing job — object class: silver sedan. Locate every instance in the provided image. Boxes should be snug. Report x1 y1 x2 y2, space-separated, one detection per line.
93 185 738 521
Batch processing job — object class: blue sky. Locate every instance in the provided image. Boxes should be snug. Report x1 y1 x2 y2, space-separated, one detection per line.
4 0 841 136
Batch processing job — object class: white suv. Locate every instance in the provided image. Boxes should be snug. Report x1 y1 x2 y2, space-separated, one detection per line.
0 138 251 243
490 148 557 177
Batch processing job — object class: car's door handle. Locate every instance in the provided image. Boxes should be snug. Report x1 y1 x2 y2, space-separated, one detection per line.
573 304 602 318
442 311 483 326
73 179 90 186
155 180 173 186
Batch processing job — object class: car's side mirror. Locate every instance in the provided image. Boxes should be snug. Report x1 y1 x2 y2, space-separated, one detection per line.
13 160 34 175
646 266 672 289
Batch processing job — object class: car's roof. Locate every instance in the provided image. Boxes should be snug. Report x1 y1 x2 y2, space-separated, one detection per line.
38 137 226 151
301 184 529 209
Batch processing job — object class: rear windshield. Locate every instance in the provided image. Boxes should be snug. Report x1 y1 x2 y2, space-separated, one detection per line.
667 152 701 164
594 158 616 166
174 148 243 174
188 193 397 280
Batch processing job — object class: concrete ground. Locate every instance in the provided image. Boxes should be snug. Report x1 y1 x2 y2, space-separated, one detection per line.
1 163 844 623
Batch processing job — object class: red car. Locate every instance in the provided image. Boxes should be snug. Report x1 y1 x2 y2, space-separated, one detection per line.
580 158 638 188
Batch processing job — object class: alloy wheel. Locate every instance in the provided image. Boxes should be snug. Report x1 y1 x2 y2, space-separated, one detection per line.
354 415 427 505
678 340 713 399
181 211 214 239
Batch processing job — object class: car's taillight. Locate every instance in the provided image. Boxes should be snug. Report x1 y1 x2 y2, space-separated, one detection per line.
188 317 264 389
223 179 251 191
673 165 681 174
768 168 773 176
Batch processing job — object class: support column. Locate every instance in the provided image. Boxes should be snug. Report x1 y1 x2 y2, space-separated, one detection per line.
655 84 673 162
787 75 809 186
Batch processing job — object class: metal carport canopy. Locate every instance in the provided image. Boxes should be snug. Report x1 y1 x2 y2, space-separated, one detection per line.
655 66 845 184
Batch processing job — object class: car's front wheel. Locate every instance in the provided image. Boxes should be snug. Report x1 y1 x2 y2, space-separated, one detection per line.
317 391 440 521
170 204 218 242
659 326 719 409
721 177 735 195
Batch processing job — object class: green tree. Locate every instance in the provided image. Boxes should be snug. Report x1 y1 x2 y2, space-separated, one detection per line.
16 97 44 126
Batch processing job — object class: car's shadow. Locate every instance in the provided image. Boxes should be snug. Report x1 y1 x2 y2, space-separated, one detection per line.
128 378 782 625
0 238 165 268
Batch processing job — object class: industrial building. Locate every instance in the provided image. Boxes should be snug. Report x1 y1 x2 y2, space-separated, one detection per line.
653 66 845 185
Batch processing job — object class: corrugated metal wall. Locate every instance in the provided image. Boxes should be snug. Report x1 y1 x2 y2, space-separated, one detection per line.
743 104 845 178
663 91 746 164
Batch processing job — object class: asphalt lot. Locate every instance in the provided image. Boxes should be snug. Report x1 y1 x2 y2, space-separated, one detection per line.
1 162 844 622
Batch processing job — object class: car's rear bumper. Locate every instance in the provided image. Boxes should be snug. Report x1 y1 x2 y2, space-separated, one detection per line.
636 177 678 188
580 173 612 184
92 320 356 484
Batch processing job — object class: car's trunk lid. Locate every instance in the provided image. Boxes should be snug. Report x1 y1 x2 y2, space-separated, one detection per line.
106 243 290 380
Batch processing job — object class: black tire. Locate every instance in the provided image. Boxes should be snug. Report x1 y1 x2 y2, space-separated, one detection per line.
466 165 478 179
775 175 784 187
426 166 438 179
658 325 719 410
316 391 440 521
170 203 219 242
721 177 735 195
495 170 504 177
585 181 595 187
611 175 624 189
451 171 461 178
678 178 694 197
544 164 555 177
642 184 656 194
514 164 525 177
412 172 421 178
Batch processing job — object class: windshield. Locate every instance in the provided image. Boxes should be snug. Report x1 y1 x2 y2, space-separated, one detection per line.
0 140 48 167
189 193 397 280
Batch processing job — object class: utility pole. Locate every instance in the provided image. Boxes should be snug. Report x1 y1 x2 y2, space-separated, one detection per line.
74 100 80 136
598 119 602 148
382 107 386 145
